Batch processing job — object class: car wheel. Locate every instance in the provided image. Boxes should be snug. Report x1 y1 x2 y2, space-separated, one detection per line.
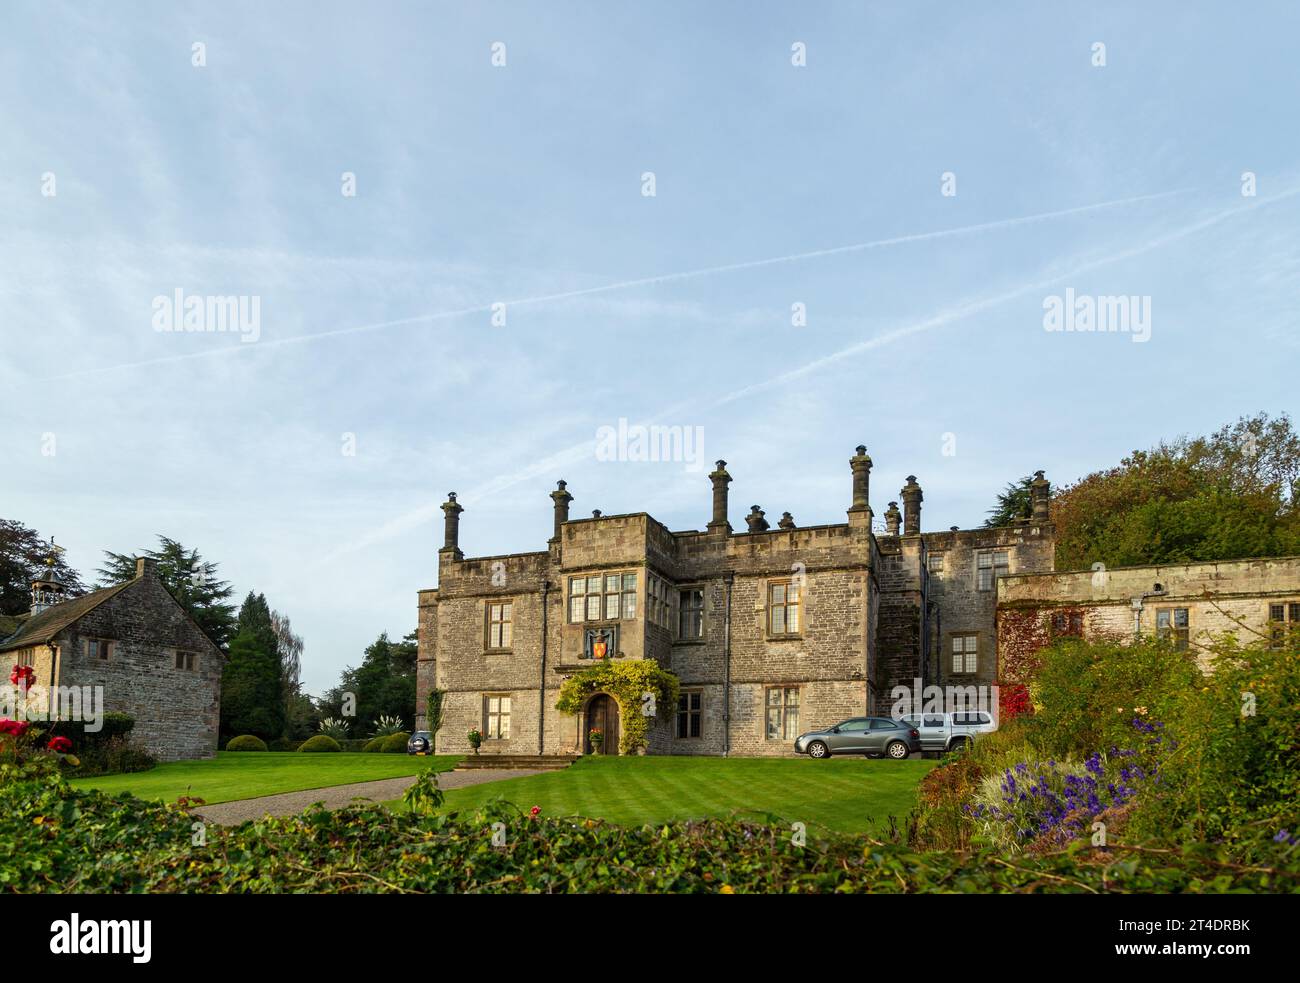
807 741 830 759
885 740 909 759
949 736 971 754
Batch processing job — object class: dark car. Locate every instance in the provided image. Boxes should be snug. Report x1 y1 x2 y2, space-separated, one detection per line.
407 731 434 755
793 717 921 760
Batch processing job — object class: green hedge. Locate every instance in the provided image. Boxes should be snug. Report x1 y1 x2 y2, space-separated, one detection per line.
266 738 301 752
47 712 135 745
361 736 386 753
226 735 268 752
43 714 153 778
337 739 369 753
5 779 1297 894
298 735 341 753
380 731 411 753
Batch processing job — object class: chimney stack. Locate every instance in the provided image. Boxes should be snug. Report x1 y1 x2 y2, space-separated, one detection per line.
441 492 464 559
134 557 158 580
708 460 732 534
901 476 923 535
550 480 573 541
745 505 770 532
778 512 796 530
884 502 901 536
1030 470 1051 521
848 445 873 518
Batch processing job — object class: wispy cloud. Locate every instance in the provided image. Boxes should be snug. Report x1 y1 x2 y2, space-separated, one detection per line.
325 186 1300 559
32 188 1187 383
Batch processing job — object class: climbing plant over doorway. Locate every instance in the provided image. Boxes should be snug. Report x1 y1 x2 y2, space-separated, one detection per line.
556 661 680 755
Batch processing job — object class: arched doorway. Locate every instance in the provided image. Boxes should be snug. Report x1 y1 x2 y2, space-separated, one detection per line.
584 693 620 755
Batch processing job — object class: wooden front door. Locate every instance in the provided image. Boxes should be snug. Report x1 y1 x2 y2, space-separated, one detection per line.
585 694 620 754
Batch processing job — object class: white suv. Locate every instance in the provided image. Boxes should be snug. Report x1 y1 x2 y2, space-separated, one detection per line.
899 710 996 754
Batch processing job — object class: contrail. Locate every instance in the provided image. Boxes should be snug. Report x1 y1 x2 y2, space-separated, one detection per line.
36 188 1186 382
323 185 1300 559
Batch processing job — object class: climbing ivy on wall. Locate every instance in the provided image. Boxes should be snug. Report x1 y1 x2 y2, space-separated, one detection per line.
556 661 680 755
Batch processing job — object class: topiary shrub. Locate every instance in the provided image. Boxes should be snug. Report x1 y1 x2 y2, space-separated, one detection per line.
380 731 411 753
226 735 268 752
298 735 342 753
362 736 386 753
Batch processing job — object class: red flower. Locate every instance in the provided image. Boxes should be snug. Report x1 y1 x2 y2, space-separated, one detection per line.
529 805 541 818
0 718 31 737
9 665 35 689
47 736 73 754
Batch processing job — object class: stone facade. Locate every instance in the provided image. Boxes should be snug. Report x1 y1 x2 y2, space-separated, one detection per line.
416 448 1059 757
997 555 1300 682
1 558 224 761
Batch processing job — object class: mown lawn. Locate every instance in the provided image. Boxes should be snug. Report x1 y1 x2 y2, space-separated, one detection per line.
401 755 934 835
69 752 462 805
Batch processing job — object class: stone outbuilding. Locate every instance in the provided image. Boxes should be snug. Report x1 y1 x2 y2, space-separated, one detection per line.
1 557 224 761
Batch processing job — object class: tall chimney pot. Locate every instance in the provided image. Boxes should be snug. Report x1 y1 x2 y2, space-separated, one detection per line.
441 492 464 558
708 460 732 534
901 476 924 535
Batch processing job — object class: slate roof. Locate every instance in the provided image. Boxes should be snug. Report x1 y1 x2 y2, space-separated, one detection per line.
0 582 133 653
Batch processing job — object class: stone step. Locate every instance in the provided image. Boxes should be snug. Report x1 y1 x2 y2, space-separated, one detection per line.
454 754 580 771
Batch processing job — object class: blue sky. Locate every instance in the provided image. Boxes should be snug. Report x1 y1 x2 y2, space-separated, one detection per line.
3 1 1297 694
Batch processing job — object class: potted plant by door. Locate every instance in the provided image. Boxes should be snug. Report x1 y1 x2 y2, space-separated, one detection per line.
588 728 604 755
467 728 483 755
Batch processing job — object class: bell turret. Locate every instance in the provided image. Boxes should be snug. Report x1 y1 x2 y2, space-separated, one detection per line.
30 551 65 615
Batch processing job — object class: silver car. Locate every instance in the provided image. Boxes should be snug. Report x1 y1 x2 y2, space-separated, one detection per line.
793 717 922 760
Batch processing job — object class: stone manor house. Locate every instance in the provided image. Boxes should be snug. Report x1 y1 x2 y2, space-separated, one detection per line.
415 448 1300 757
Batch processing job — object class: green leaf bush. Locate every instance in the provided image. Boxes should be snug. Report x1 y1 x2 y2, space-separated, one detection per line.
297 735 342 753
3 778 1296 894
380 732 411 753
914 634 1300 863
226 735 268 752
362 736 386 753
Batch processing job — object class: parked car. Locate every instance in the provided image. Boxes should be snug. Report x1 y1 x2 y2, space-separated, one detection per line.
794 717 921 760
407 731 434 755
898 710 997 754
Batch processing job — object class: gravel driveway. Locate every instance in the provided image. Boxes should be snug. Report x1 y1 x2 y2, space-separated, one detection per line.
194 768 543 825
